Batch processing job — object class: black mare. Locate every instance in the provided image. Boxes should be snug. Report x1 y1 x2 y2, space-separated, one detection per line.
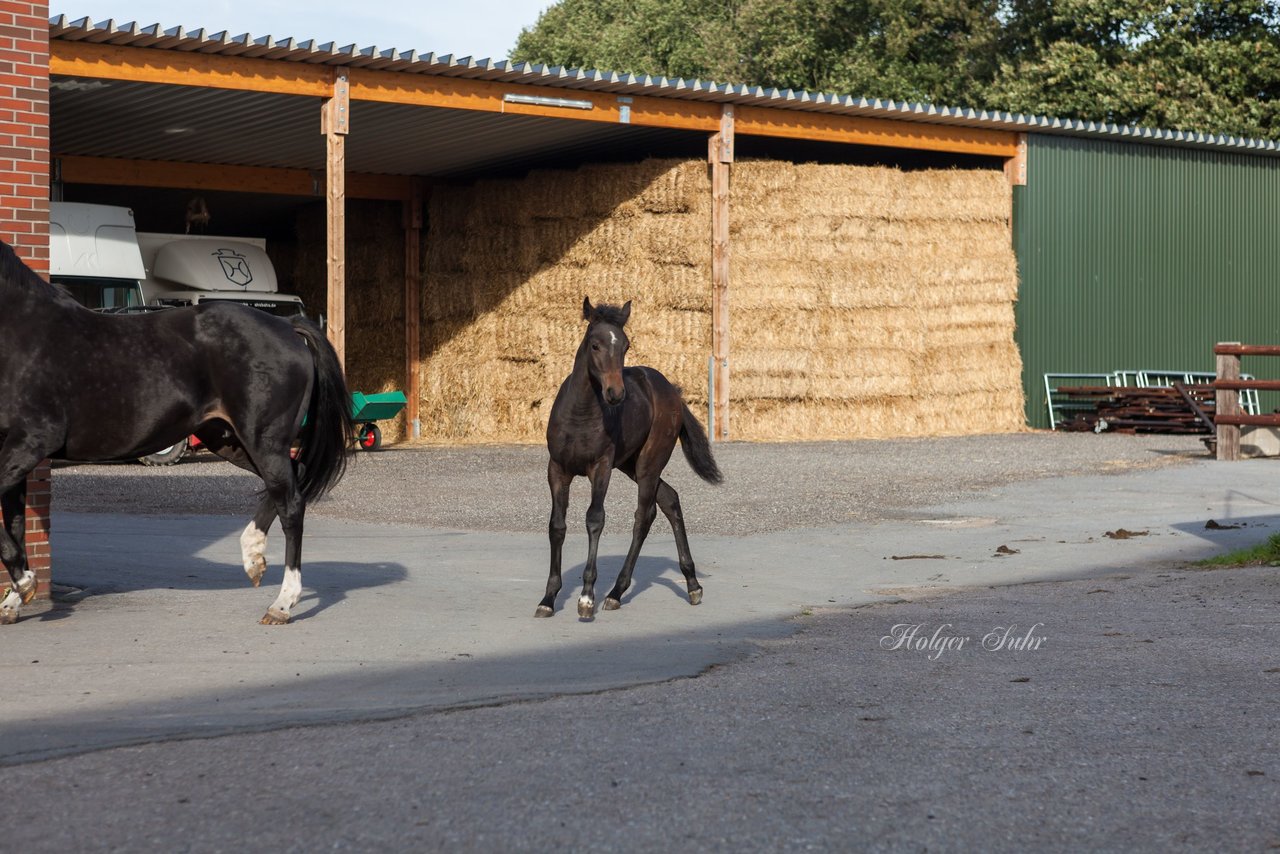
0 239 353 624
540 297 723 618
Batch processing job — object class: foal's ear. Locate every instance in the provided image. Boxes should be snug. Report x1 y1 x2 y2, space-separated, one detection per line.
582 296 594 321
620 300 631 325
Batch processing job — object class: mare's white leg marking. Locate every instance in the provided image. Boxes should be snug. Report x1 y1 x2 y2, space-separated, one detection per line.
15 569 36 603
0 587 22 624
240 522 268 583
269 565 302 615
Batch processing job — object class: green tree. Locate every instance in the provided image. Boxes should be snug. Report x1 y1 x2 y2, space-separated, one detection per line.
735 0 1002 106
511 0 1280 139
512 0 1004 107
990 0 1280 137
509 0 743 81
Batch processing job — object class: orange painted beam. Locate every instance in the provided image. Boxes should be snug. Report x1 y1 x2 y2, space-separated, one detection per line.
51 40 1018 156
51 39 332 96
56 154 413 200
735 105 1018 157
348 67 722 132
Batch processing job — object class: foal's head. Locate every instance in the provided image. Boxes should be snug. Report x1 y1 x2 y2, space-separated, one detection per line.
581 296 631 405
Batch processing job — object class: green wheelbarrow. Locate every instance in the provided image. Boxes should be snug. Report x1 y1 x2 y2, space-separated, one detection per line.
350 390 407 451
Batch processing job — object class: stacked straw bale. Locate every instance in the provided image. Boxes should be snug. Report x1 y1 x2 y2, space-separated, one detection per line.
417 157 1021 444
729 162 1023 440
421 159 712 443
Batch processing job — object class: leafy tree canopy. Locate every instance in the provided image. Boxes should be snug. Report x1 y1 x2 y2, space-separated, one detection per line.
510 0 1280 139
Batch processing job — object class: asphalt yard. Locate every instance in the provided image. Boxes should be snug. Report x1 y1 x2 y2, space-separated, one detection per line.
1 434 1275 851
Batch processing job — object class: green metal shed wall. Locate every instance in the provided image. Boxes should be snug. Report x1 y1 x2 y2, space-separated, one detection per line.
1014 134 1280 429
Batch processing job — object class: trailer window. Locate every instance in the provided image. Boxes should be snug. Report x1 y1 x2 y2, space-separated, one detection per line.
52 277 144 311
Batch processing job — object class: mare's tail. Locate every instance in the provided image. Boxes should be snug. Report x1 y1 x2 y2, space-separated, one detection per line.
292 317 354 501
679 403 724 485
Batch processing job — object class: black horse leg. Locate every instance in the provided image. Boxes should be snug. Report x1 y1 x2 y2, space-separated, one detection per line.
0 481 33 618
240 494 278 588
578 461 613 619
537 460 572 617
603 477 658 610
199 426 278 589
0 432 47 622
655 478 702 605
253 451 306 626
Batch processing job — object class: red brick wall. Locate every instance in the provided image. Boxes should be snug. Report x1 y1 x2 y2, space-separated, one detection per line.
25 463 49 596
0 1 50 596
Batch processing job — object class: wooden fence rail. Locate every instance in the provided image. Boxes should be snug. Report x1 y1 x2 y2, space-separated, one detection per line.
1214 342 1280 460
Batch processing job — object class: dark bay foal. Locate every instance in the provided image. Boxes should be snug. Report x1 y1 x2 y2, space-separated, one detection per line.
539 297 723 619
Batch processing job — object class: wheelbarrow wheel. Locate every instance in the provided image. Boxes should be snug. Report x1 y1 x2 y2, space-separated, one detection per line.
140 438 190 466
357 423 382 451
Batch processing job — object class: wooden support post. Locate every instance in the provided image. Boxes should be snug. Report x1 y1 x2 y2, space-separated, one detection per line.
709 105 733 440
1216 343 1241 461
403 180 424 440
322 70 350 369
1004 133 1028 186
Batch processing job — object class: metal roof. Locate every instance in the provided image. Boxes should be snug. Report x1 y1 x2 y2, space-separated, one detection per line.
50 78 709 177
49 13 1280 164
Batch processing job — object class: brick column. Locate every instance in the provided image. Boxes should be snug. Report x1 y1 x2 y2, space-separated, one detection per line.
0 1 51 597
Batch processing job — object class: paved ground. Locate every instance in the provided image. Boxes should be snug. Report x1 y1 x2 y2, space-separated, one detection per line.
2 435 1278 850
53 431 1203 534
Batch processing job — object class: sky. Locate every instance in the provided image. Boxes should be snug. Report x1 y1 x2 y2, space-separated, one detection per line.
53 1 556 62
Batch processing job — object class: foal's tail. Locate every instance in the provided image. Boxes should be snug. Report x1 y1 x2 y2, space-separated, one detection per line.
292 317 354 502
679 403 724 485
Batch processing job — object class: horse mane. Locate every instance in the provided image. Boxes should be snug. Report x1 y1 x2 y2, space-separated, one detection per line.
0 238 75 303
588 302 630 327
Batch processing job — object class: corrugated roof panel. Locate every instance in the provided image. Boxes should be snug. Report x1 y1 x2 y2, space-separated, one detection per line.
50 77 709 178
50 14 1280 158
52 82 324 169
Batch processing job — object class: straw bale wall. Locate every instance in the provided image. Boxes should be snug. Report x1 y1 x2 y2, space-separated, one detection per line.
422 160 711 443
416 157 1021 444
730 162 1023 439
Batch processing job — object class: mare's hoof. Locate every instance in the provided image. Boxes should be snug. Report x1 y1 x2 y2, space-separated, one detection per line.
246 557 267 588
16 575 37 604
577 598 595 619
689 588 703 606
259 607 291 626
0 607 16 625
534 605 554 618
602 598 621 611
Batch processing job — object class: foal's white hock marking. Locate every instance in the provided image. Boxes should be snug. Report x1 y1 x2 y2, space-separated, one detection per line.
268 565 302 615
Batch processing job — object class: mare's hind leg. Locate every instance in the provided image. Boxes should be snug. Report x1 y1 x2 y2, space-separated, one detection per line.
240 496 277 588
254 453 306 626
199 430 277 589
655 478 702 605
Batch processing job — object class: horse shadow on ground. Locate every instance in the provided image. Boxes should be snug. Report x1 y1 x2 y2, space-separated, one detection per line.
544 553 714 617
41 512 407 623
